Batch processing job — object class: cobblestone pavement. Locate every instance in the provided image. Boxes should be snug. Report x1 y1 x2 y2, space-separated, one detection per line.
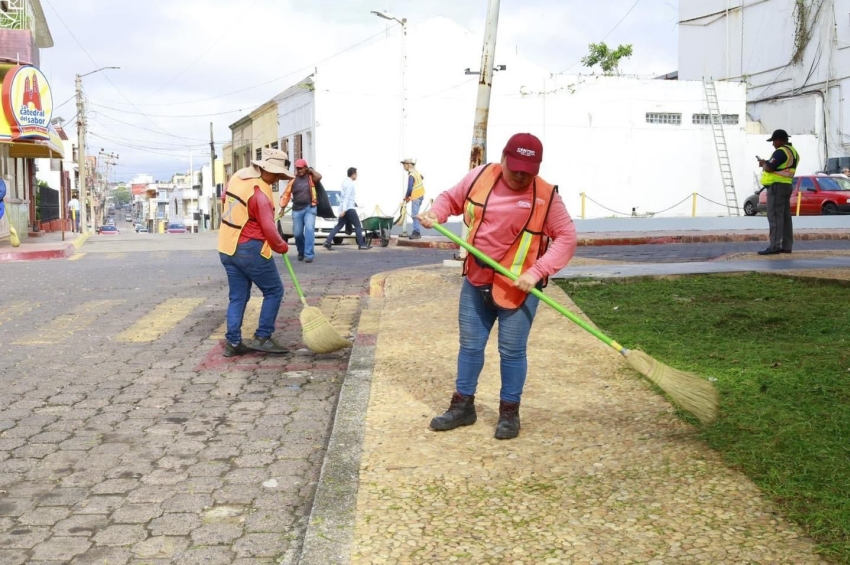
0 232 445 565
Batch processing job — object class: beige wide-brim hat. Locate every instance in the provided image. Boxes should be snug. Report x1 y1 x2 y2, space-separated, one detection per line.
400 157 416 165
253 148 294 179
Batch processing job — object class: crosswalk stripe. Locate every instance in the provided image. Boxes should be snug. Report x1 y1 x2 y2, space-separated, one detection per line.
116 297 206 343
0 301 38 328
14 299 124 345
209 299 261 341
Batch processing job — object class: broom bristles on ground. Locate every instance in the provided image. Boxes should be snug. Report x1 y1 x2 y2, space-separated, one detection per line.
299 306 352 354
9 225 19 247
624 349 719 424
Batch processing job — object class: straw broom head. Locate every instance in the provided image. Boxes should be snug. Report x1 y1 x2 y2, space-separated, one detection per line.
299 306 352 354
9 225 19 247
624 349 719 424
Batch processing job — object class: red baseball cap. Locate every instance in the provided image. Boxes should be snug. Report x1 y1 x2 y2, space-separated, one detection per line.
502 133 543 176
295 159 308 168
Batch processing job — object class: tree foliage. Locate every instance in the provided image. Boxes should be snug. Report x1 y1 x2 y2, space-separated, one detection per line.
581 42 634 75
112 185 131 207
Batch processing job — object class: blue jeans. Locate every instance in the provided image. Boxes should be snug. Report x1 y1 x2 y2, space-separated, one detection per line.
326 209 365 247
292 206 317 259
410 197 423 233
456 279 540 403
219 239 284 345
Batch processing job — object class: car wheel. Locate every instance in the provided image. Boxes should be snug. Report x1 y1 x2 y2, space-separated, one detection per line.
823 202 838 215
743 201 756 216
333 237 343 245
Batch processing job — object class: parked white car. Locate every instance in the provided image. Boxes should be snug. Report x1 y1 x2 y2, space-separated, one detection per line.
276 189 365 245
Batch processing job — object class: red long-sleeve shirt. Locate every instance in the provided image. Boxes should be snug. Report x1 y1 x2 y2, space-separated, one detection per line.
222 186 288 254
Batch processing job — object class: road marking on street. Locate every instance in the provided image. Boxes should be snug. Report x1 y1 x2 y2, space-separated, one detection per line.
209 299 261 341
14 300 124 345
68 253 85 261
116 297 206 343
0 301 38 328
105 252 127 260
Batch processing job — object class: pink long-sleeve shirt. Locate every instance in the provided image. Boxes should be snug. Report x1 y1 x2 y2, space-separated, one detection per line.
431 165 577 287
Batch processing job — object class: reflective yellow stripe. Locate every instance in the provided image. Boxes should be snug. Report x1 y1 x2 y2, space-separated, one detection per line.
465 201 477 229
510 232 534 275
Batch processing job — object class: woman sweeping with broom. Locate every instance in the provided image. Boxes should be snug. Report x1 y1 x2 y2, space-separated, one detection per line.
418 133 577 440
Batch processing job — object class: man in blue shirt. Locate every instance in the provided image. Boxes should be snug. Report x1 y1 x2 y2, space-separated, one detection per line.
323 167 371 250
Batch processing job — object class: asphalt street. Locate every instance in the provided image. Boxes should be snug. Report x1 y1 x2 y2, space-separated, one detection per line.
0 231 445 565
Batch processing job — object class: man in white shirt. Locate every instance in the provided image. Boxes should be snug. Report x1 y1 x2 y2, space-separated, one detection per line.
323 167 370 250
68 194 81 232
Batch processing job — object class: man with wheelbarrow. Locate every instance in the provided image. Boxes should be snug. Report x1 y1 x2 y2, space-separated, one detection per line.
416 133 577 439
322 167 371 251
218 148 293 358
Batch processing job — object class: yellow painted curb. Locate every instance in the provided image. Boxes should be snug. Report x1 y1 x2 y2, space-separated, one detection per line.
71 233 90 250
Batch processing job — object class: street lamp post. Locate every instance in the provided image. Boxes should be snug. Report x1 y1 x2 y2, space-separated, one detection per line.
371 10 409 235
76 66 119 235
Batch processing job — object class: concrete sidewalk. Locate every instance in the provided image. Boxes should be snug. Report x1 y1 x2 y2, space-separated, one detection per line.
299 263 831 564
0 231 87 261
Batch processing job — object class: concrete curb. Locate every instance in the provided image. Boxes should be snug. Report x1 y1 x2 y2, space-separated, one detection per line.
394 230 850 249
296 273 388 565
71 232 90 250
0 243 74 262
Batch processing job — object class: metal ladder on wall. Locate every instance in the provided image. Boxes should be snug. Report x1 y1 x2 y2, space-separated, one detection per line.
703 78 740 216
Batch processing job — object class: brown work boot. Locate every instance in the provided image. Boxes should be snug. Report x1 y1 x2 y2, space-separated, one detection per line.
430 392 476 431
494 400 520 440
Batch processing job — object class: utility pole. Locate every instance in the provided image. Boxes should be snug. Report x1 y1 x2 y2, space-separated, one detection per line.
98 150 118 225
75 74 88 235
209 122 216 231
459 0 501 259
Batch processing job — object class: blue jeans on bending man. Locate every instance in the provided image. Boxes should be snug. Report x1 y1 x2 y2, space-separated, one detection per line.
219 239 285 351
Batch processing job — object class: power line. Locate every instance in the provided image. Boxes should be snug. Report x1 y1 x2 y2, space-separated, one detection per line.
558 0 643 74
89 102 250 119
90 111 212 143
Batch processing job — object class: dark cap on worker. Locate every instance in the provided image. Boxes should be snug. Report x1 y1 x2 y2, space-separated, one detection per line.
767 129 790 142
502 133 543 176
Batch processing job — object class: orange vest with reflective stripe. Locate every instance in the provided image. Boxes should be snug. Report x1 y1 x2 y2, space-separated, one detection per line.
280 176 317 209
463 163 555 309
217 173 273 259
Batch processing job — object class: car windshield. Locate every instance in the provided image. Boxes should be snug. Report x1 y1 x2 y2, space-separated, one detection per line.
101 226 116 231
326 191 342 206
168 224 185 229
819 177 850 191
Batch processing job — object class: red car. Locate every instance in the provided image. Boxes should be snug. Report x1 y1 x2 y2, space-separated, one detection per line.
758 175 850 215
98 225 119 235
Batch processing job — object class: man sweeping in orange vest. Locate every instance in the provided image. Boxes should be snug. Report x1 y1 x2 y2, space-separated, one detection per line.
218 148 293 357
417 133 577 439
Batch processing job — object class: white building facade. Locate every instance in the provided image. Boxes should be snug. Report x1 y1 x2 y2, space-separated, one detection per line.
231 16 812 219
678 0 850 170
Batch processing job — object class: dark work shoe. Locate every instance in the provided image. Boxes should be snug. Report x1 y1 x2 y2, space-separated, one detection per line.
223 341 250 358
430 392 476 431
247 336 289 354
358 244 372 250
409 231 421 240
780 249 792 253
495 400 520 440
757 248 780 255
297 254 304 261
323 241 334 251
305 258 313 263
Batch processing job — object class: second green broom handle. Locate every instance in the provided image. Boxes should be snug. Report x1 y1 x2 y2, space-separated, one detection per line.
282 253 309 307
432 223 624 353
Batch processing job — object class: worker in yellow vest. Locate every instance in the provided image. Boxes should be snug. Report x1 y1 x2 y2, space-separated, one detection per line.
401 157 425 239
757 129 799 255
417 133 578 440
218 148 293 358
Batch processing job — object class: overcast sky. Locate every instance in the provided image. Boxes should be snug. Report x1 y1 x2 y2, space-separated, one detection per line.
39 0 679 182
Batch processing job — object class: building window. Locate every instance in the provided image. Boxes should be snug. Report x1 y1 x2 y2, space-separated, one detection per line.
281 138 289 156
294 134 303 161
255 148 262 160
646 112 681 125
692 114 740 125
271 141 279 150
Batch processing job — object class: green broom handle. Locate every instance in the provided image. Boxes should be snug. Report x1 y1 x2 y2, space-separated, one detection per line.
282 253 309 307
431 223 627 355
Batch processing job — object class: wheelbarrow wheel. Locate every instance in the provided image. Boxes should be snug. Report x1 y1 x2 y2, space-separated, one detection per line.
380 227 390 247
333 237 343 245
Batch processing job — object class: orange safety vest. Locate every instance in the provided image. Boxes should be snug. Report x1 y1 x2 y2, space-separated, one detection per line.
463 163 555 309
280 175 317 209
217 168 274 259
